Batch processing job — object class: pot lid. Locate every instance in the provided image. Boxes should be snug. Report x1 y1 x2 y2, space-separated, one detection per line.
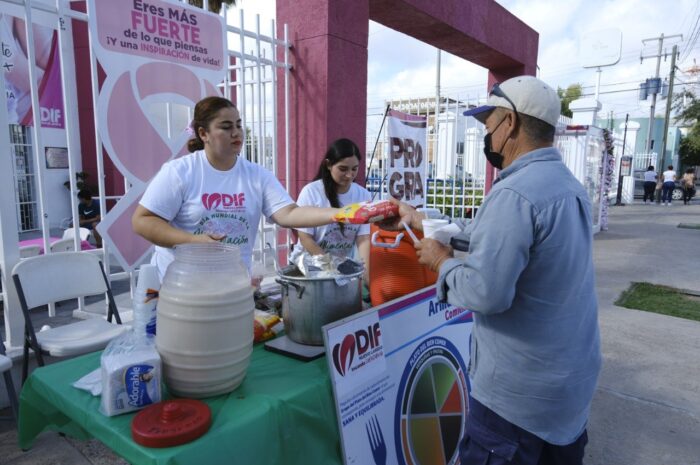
131 399 211 448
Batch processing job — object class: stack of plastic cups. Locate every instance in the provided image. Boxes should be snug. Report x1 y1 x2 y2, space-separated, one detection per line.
422 219 449 239
134 264 160 337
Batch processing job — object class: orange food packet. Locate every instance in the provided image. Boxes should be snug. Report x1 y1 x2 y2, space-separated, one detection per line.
333 200 399 224
253 310 281 343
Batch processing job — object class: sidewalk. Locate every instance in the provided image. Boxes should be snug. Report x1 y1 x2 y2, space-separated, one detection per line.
586 202 700 465
1 202 699 464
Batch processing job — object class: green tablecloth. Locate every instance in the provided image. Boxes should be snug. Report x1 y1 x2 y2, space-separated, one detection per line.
18 345 342 465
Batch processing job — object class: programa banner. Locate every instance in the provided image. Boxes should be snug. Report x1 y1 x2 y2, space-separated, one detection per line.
88 0 226 271
386 109 427 208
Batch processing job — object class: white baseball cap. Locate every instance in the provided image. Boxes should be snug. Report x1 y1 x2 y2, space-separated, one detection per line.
463 75 561 127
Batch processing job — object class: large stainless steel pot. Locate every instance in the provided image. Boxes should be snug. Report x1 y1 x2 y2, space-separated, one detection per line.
276 265 363 346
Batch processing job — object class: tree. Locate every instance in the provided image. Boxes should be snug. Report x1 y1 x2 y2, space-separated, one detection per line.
557 84 583 118
674 90 700 167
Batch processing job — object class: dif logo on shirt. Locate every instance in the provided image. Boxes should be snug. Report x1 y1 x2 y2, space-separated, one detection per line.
201 193 246 210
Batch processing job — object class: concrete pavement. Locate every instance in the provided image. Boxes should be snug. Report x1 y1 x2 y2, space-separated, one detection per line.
587 202 700 465
1 201 699 464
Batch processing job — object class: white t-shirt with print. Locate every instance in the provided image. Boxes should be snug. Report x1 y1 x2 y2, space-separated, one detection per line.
291 180 371 260
140 151 293 280
662 170 676 182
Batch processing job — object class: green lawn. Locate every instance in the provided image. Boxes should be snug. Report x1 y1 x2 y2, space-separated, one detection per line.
615 282 700 322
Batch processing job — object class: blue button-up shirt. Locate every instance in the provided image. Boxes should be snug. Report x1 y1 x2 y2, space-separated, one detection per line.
437 146 601 445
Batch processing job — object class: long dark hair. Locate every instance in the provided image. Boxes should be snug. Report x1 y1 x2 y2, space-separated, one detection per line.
187 96 236 152
314 138 362 208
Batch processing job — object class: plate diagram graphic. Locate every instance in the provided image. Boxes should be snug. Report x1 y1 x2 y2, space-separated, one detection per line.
395 337 469 465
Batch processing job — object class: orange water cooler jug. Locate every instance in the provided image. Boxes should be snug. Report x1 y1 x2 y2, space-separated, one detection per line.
369 224 437 307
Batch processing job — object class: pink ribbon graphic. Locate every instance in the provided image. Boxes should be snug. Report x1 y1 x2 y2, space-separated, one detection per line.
98 61 221 268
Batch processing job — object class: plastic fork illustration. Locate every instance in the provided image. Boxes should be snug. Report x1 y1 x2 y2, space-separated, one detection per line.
365 414 387 465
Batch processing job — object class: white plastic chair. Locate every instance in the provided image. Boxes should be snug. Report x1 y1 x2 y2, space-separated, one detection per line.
62 227 92 242
49 237 76 253
12 252 128 383
0 340 18 422
18 245 41 258
0 246 41 304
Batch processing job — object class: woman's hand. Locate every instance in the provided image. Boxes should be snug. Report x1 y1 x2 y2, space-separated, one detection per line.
416 238 453 272
190 233 225 243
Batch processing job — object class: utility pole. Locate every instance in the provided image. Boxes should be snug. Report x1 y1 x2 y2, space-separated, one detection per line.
434 48 441 180
640 34 682 154
659 45 679 176
615 114 630 205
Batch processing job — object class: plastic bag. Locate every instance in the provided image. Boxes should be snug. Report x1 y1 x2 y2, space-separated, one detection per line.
333 200 399 224
99 331 162 417
72 367 102 396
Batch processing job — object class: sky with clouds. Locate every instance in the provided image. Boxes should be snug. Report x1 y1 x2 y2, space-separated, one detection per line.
233 0 700 127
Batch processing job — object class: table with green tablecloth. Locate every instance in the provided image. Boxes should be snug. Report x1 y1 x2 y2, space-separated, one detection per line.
18 345 342 465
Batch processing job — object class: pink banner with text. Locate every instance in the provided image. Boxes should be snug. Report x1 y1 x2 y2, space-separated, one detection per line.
94 0 224 70
1 14 64 128
89 0 226 271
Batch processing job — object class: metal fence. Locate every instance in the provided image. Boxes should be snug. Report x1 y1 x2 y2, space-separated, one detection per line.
9 124 38 231
220 7 291 269
0 1 290 346
367 94 487 219
367 94 578 219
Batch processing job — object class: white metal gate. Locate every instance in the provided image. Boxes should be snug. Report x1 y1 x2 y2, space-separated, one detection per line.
222 7 291 269
0 0 291 349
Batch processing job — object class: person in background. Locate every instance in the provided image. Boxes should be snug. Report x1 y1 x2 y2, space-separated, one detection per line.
132 96 340 282
682 168 697 205
643 165 657 204
291 138 371 282
77 189 102 247
384 76 601 465
661 164 676 205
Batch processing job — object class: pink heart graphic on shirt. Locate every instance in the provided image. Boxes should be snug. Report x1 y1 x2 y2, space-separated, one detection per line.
202 193 223 210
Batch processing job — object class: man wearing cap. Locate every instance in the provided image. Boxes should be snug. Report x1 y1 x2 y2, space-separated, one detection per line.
386 75 601 464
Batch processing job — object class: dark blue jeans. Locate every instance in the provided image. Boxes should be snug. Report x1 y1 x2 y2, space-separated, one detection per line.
643 181 656 202
661 181 675 203
460 397 588 465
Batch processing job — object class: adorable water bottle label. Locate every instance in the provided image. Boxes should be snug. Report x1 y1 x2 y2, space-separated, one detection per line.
100 337 162 416
125 364 156 407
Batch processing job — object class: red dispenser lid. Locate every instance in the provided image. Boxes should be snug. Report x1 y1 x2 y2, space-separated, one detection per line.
131 399 212 448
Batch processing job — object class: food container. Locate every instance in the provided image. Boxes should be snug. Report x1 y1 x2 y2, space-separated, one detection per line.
276 265 363 346
369 224 437 306
156 243 253 398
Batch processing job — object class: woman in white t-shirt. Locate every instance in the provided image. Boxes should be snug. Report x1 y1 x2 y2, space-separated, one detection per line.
292 138 371 280
661 164 676 205
132 96 340 281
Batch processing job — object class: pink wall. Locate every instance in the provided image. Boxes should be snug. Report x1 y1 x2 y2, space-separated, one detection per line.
276 0 369 199
277 0 538 199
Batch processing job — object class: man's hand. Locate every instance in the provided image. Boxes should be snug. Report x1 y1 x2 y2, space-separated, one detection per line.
377 198 426 231
416 238 453 272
